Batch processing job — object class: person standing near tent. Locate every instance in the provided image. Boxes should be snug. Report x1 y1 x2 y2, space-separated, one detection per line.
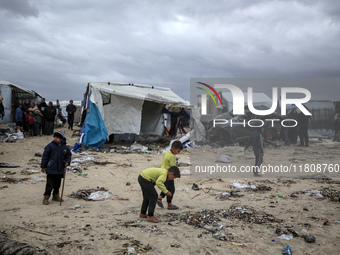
298 108 310 147
0 97 4 120
41 130 71 205
66 100 76 130
157 140 183 210
29 102 43 136
44 101 56 135
22 99 31 132
38 98 48 135
25 110 36 137
15 104 23 132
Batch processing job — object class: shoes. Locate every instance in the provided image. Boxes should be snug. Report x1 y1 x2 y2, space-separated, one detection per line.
52 194 64 202
156 200 164 208
167 205 179 210
192 183 200 190
254 173 262 177
147 216 160 223
140 213 147 218
42 195 50 205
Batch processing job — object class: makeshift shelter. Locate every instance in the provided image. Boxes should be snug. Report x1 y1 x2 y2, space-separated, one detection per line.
0 80 42 124
81 82 189 149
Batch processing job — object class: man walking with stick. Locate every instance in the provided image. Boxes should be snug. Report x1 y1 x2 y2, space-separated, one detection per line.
41 130 71 205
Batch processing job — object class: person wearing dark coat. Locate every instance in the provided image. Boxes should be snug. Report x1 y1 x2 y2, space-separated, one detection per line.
244 127 265 177
333 114 340 142
66 100 77 130
38 98 48 134
44 101 56 135
287 108 299 144
0 97 4 120
41 130 71 205
298 111 310 146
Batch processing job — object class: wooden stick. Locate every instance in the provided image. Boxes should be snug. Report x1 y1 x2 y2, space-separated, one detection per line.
60 167 66 206
18 226 52 236
191 193 201 199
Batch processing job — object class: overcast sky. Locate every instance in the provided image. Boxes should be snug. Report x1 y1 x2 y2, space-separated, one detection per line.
0 0 339 102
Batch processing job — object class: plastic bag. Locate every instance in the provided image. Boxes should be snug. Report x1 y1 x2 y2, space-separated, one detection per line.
87 190 115 200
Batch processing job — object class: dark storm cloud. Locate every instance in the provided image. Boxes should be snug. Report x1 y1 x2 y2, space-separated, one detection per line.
0 0 38 17
0 0 339 101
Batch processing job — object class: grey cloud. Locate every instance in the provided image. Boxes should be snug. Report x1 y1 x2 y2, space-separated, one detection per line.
0 0 38 17
0 0 339 101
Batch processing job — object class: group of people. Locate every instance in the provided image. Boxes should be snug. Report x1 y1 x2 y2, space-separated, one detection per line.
15 98 77 137
40 130 184 224
282 107 311 147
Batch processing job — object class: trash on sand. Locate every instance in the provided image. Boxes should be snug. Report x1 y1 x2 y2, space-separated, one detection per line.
87 190 115 200
282 245 293 255
69 187 113 200
72 156 95 163
130 142 149 153
0 163 20 168
277 234 293 240
215 155 232 163
192 183 200 190
180 169 192 175
231 180 256 189
21 169 40 175
302 189 324 198
304 235 316 243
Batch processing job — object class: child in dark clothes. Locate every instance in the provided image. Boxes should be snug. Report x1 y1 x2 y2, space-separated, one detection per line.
41 130 71 205
138 166 181 223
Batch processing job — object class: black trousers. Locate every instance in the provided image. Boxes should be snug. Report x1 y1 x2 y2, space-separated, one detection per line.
68 114 74 129
160 180 175 203
299 126 309 146
44 174 63 196
253 150 263 173
138 175 157 216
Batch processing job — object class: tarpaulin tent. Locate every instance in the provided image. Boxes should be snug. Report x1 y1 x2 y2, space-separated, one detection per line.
80 82 189 149
0 80 42 124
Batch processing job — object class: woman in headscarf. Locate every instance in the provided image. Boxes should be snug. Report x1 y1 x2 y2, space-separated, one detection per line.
44 102 56 135
29 102 43 136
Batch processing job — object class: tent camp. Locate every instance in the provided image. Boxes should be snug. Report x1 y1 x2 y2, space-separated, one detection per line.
80 82 189 149
0 80 42 124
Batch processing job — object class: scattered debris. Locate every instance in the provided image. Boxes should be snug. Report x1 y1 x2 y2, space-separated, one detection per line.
0 163 20 168
69 187 114 200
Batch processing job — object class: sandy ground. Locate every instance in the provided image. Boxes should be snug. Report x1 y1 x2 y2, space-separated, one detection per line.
1 128 340 255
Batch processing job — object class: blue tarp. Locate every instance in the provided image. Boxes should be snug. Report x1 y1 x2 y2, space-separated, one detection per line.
82 102 108 150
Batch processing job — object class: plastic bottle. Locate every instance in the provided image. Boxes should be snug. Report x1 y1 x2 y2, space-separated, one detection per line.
282 245 292 255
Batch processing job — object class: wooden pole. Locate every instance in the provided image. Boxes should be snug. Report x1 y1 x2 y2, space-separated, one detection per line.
60 167 66 206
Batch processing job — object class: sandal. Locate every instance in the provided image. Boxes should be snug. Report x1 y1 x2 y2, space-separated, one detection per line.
168 205 179 210
156 200 164 208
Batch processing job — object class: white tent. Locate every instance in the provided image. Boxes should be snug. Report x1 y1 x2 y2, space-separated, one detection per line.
0 80 42 124
81 82 189 148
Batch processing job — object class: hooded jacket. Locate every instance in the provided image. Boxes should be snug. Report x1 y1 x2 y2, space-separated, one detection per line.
41 138 71 175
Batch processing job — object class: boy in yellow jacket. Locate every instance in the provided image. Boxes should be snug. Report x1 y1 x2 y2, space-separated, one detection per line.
138 166 181 223
157 140 183 210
